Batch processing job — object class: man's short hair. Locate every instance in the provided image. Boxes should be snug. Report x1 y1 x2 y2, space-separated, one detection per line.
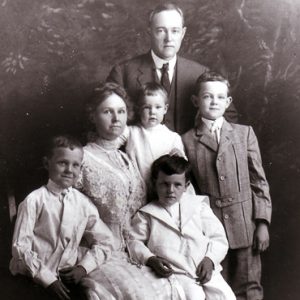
149 3 185 27
44 135 83 158
151 154 191 185
194 71 231 96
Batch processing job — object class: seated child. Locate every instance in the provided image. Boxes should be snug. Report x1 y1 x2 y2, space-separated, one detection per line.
127 154 236 300
9 135 113 299
182 71 272 300
120 82 185 190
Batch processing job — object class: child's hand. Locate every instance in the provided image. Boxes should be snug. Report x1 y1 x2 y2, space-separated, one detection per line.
59 265 87 285
47 279 70 300
146 256 174 278
253 222 270 253
196 256 214 284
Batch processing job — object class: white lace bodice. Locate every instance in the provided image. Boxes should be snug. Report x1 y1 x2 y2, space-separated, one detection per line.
77 142 146 249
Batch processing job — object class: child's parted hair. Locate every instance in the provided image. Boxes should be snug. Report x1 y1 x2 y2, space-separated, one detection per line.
151 154 191 185
44 135 83 159
194 71 231 96
86 82 129 118
134 82 168 122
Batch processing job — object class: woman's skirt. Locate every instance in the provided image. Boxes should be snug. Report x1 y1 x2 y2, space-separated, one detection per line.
81 251 181 300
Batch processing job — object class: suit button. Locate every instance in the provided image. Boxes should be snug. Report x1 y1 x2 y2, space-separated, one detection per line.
220 175 225 181
216 200 221 207
228 198 233 202
217 156 222 161
224 214 229 219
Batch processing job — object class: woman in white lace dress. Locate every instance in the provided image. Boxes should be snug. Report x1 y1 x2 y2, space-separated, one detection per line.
77 82 178 300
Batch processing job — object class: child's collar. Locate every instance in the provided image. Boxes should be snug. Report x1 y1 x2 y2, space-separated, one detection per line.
46 179 71 196
201 117 224 130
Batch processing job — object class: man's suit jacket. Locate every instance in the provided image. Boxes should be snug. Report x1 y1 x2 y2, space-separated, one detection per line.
182 120 272 249
107 52 237 134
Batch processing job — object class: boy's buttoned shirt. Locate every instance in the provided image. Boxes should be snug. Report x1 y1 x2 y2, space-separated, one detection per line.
182 120 272 249
128 193 228 278
10 180 113 287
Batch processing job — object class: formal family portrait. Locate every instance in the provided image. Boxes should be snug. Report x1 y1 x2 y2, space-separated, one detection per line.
0 0 299 299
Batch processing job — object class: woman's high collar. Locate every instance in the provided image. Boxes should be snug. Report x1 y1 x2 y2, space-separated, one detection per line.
94 137 120 151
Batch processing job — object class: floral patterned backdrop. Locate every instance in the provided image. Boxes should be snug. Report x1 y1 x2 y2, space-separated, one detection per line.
1 0 300 298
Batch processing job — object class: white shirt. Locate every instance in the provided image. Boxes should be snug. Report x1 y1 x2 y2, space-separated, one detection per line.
123 124 185 183
10 180 113 287
151 50 177 83
202 117 224 143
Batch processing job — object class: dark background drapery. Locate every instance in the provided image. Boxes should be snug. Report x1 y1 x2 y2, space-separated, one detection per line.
1 0 300 298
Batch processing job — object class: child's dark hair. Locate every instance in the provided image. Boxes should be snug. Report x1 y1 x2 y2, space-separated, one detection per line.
44 135 83 158
151 154 191 185
134 82 168 123
194 71 231 96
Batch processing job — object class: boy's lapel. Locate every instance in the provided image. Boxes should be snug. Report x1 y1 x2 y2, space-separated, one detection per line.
195 122 219 152
140 202 180 232
218 120 234 156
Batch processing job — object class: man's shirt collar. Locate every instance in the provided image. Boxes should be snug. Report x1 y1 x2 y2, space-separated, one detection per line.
151 50 177 71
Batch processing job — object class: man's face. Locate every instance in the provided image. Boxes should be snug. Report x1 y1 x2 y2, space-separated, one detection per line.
150 9 186 60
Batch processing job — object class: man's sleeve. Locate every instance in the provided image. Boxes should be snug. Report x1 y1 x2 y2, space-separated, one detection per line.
106 64 124 86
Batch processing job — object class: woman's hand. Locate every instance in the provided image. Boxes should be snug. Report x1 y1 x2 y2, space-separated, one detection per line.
146 256 173 278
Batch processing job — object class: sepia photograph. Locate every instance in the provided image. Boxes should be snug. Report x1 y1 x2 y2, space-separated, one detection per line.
1 0 299 299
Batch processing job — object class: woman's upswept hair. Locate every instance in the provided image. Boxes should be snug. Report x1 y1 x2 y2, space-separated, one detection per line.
86 82 129 118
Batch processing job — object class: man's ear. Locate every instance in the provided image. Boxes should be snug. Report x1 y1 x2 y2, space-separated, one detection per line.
191 95 199 108
43 157 49 170
182 26 187 39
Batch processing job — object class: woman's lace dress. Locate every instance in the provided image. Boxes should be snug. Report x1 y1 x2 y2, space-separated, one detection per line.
77 141 177 300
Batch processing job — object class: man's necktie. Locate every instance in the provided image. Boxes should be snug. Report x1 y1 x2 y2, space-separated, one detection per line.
161 63 171 94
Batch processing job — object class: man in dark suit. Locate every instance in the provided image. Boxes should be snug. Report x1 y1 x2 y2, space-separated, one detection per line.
107 3 238 134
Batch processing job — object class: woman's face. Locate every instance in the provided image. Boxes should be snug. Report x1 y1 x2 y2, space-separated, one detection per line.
92 93 127 140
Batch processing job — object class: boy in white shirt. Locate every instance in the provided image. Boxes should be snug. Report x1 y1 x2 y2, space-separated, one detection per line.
128 154 235 300
10 135 113 300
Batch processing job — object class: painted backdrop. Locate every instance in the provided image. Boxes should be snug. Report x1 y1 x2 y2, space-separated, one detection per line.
1 0 300 299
